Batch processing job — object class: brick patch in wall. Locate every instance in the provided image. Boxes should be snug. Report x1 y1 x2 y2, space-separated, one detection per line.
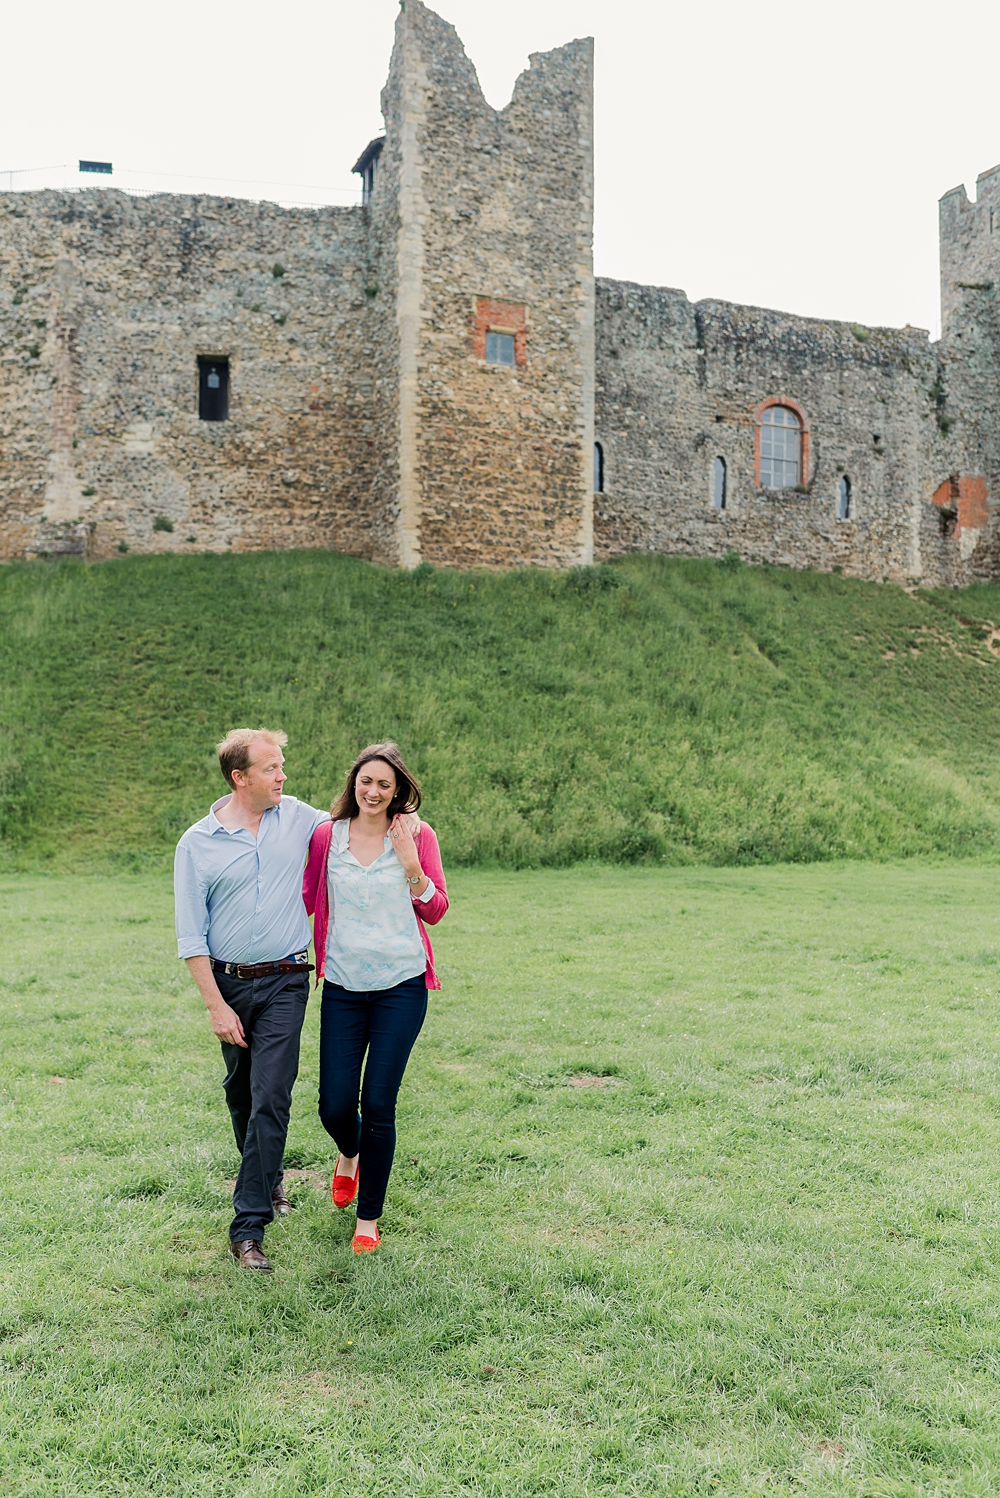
471 298 527 366
933 474 988 530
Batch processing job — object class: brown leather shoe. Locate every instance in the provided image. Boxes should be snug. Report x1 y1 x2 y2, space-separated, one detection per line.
230 1239 272 1271
272 1180 294 1215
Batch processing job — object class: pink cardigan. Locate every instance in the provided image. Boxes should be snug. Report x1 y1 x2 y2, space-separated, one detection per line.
302 820 449 990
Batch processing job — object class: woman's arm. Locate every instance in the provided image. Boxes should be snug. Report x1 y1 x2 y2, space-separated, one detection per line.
413 825 449 925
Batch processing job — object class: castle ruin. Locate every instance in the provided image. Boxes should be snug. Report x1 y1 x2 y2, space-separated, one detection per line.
1 1 998 586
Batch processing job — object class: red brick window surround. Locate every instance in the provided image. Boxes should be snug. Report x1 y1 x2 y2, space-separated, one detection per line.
753 396 810 490
473 298 527 367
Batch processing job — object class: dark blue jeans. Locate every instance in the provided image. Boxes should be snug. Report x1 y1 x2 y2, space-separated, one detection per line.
318 974 428 1220
217 965 310 1242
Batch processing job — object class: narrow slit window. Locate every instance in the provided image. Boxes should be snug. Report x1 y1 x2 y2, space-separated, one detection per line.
713 455 727 510
838 475 852 519
198 358 229 421
759 405 800 488
594 441 604 493
485 331 515 366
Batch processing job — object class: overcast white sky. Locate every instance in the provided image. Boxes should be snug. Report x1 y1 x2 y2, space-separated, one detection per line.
4 0 999 339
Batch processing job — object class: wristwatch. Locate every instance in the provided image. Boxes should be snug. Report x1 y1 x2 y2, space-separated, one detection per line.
408 873 422 885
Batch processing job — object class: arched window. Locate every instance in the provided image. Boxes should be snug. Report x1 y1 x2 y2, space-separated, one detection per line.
759 405 801 488
838 475 852 520
594 441 604 493
712 456 727 510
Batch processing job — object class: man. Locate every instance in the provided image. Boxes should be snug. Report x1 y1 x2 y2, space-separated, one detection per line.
174 727 329 1270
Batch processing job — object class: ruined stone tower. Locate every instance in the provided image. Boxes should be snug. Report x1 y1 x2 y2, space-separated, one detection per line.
0 1 998 585
369 2 595 567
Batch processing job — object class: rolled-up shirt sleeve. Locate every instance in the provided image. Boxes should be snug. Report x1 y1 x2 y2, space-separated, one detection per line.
174 838 211 959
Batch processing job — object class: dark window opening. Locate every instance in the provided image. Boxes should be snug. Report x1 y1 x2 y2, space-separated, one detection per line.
198 358 229 421
594 441 604 493
485 331 515 366
713 455 727 510
838 475 852 520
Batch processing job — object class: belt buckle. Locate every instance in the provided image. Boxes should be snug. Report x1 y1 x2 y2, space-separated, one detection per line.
235 963 253 980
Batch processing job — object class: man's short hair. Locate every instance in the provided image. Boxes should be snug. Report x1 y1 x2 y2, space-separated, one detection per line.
216 727 288 789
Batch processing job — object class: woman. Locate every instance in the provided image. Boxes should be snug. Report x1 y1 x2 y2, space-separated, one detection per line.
302 742 448 1254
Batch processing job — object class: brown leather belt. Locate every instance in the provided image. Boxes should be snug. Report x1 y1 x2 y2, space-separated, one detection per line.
212 952 313 980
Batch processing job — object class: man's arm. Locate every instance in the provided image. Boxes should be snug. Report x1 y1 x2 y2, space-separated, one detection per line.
174 839 247 1048
184 957 247 1048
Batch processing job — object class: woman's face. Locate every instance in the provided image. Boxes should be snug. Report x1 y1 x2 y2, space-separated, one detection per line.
355 759 398 818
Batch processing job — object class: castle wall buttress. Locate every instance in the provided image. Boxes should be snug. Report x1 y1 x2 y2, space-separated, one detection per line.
367 5 431 568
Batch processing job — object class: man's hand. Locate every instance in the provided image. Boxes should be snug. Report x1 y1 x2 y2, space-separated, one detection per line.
207 1001 247 1048
185 956 248 1048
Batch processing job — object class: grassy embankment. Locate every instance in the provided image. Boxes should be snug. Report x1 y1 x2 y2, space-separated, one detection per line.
4 550 1000 869
4 864 1000 1494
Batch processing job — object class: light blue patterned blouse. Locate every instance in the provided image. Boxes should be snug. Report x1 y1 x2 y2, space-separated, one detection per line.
324 819 437 991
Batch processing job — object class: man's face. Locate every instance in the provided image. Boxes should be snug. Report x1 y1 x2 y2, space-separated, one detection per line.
232 740 286 811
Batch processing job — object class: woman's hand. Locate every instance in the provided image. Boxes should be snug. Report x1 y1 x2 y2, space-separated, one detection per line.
388 813 421 880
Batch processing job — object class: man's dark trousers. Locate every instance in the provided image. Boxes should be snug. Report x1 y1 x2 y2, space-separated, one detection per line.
216 965 310 1243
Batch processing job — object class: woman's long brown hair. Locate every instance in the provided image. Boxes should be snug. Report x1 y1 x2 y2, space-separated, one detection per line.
330 741 422 824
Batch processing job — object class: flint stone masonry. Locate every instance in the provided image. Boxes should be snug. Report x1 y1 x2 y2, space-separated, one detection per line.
593 285 939 582
369 1 594 569
0 0 998 585
0 192 379 561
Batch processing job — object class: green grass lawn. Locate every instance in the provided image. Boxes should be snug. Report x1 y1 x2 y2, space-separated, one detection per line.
6 550 1000 870
4 864 1000 1495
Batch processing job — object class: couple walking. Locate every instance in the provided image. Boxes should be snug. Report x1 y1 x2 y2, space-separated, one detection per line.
174 729 448 1269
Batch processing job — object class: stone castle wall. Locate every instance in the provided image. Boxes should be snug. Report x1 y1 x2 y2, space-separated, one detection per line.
2 0 1000 585
593 284 950 583
933 167 1000 584
0 191 380 562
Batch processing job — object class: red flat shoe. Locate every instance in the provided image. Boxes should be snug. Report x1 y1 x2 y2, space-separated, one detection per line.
352 1226 380 1254
332 1160 359 1209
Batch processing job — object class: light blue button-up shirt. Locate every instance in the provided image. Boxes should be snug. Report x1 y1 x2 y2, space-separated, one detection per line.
324 817 436 991
174 794 330 962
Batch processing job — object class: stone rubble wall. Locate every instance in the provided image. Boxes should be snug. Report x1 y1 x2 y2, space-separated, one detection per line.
935 169 1000 584
592 279 1000 585
0 190 379 561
